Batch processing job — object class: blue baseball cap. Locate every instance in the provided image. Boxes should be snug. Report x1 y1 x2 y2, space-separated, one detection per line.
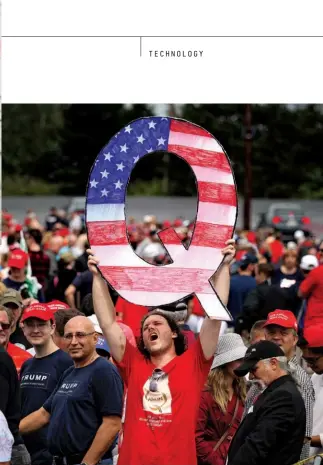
96 335 110 355
237 253 258 267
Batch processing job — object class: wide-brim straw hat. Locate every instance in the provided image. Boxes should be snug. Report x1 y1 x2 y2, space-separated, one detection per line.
211 333 247 370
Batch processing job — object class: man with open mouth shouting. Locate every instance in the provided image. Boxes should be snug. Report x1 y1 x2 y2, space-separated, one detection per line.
87 238 235 465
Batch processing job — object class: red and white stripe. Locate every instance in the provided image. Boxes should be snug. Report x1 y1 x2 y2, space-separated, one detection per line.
87 120 236 319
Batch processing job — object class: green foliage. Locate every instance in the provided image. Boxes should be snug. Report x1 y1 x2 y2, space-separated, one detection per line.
2 104 323 198
2 176 61 195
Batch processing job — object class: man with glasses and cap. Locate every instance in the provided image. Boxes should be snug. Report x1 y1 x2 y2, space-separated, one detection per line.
0 305 32 374
227 340 306 465
299 325 323 459
19 315 123 465
87 239 236 465
0 289 32 350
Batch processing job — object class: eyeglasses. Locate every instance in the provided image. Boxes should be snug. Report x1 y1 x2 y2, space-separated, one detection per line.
0 322 11 331
149 368 165 392
63 331 95 341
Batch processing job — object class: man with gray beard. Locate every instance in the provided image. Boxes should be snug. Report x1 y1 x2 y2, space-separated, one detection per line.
227 341 306 465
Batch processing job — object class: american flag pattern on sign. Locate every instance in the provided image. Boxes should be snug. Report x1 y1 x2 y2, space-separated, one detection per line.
86 117 237 319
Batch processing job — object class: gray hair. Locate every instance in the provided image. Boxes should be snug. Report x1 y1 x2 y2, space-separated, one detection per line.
263 356 300 387
263 356 288 369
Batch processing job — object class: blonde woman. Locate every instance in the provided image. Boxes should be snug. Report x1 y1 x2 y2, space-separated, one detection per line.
195 334 247 465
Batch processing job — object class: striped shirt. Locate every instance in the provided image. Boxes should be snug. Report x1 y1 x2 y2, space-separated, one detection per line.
243 355 314 461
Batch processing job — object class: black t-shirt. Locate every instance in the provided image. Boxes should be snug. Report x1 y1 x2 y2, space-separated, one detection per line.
20 349 73 464
43 357 123 458
72 270 93 303
45 214 59 231
0 346 23 445
75 252 89 273
271 267 304 287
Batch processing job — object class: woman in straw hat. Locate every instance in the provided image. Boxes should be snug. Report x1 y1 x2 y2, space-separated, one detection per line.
195 333 247 465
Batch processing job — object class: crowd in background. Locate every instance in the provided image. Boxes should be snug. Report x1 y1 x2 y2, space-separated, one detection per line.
1 205 323 465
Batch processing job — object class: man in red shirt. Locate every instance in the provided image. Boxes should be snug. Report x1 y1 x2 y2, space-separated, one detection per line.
299 246 323 328
88 239 235 465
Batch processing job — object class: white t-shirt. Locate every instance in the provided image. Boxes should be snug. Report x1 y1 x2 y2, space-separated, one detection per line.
0 411 14 462
310 373 323 457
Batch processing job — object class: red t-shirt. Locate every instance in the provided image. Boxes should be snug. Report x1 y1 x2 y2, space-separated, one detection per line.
116 297 148 338
269 239 285 264
115 338 212 465
7 342 32 376
300 265 323 328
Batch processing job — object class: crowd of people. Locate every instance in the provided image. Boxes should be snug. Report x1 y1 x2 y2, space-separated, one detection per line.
1 205 323 465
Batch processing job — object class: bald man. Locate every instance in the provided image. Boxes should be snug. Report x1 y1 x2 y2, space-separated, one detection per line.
19 316 123 465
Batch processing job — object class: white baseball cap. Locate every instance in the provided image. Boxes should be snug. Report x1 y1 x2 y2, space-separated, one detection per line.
294 230 305 240
87 314 102 334
300 255 319 271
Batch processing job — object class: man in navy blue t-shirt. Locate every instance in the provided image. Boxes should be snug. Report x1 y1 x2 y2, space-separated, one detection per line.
228 253 257 324
19 316 123 465
20 303 73 465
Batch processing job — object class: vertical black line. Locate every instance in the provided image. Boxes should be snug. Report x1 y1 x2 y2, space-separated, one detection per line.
140 37 142 57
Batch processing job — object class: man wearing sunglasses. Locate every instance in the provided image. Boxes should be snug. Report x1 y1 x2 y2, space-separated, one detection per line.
0 289 32 350
19 304 73 465
298 242 323 329
87 239 236 465
227 340 306 465
0 306 32 374
19 315 123 465
299 325 323 459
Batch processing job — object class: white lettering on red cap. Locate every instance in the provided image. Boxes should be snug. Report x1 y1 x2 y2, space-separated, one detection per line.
269 313 288 321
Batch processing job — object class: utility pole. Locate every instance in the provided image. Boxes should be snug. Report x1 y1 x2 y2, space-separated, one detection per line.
243 104 253 230
161 104 177 194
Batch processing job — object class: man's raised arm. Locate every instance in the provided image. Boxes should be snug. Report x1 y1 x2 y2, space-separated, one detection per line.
87 250 126 363
199 239 235 359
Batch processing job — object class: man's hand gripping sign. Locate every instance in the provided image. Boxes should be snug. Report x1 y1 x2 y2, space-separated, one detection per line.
86 117 237 320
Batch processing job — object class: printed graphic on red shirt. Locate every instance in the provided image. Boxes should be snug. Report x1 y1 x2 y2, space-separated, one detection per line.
143 369 172 415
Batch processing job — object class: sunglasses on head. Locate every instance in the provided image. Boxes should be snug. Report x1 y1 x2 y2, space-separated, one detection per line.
149 368 165 392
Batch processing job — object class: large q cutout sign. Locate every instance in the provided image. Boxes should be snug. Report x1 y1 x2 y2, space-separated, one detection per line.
86 117 237 320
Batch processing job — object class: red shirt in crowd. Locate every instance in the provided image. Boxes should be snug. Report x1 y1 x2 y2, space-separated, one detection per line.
116 297 148 339
7 342 32 375
268 239 285 264
115 338 212 465
300 264 323 328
